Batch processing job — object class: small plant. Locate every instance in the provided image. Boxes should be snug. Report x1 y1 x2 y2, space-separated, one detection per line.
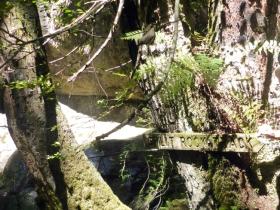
134 58 156 81
135 108 153 128
229 90 263 133
119 146 131 183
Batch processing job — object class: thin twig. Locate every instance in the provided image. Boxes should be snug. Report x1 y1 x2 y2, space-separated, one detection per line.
152 178 170 210
92 65 108 98
105 60 132 71
96 110 136 141
49 46 79 64
140 157 151 194
76 29 106 38
67 0 125 82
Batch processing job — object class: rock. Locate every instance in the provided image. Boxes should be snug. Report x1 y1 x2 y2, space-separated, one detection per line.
0 151 39 210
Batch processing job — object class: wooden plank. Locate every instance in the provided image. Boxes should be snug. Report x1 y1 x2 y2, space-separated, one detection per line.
143 132 263 153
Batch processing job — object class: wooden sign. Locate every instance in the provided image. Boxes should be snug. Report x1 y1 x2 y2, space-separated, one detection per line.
143 132 263 153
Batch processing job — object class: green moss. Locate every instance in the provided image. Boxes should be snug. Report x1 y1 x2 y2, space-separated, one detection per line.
208 156 243 209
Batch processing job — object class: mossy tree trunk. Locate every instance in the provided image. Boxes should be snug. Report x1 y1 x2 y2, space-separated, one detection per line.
0 1 129 209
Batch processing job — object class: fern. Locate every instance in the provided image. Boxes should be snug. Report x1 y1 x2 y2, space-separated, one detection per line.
194 54 224 87
121 30 143 41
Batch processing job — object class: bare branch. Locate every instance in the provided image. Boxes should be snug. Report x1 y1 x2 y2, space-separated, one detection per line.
75 29 106 38
32 1 109 43
104 60 132 71
67 0 125 82
95 111 136 141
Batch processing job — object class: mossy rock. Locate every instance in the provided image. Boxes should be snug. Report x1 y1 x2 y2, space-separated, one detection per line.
208 157 243 209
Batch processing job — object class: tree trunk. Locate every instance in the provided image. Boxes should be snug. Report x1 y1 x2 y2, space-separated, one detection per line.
0 1 129 209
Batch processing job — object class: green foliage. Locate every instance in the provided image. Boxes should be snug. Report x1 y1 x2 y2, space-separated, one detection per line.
96 99 109 109
194 53 224 87
119 150 172 209
135 108 153 128
51 141 60 147
8 74 57 97
229 89 263 133
60 1 85 24
119 149 130 182
166 56 198 97
47 152 62 160
121 30 143 41
134 58 156 81
158 172 189 210
132 153 170 209
163 53 223 101
37 74 57 95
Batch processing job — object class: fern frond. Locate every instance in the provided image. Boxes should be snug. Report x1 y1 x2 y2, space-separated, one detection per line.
121 30 143 41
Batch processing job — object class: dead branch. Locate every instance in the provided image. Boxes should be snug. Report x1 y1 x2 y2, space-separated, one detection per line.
67 0 125 82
